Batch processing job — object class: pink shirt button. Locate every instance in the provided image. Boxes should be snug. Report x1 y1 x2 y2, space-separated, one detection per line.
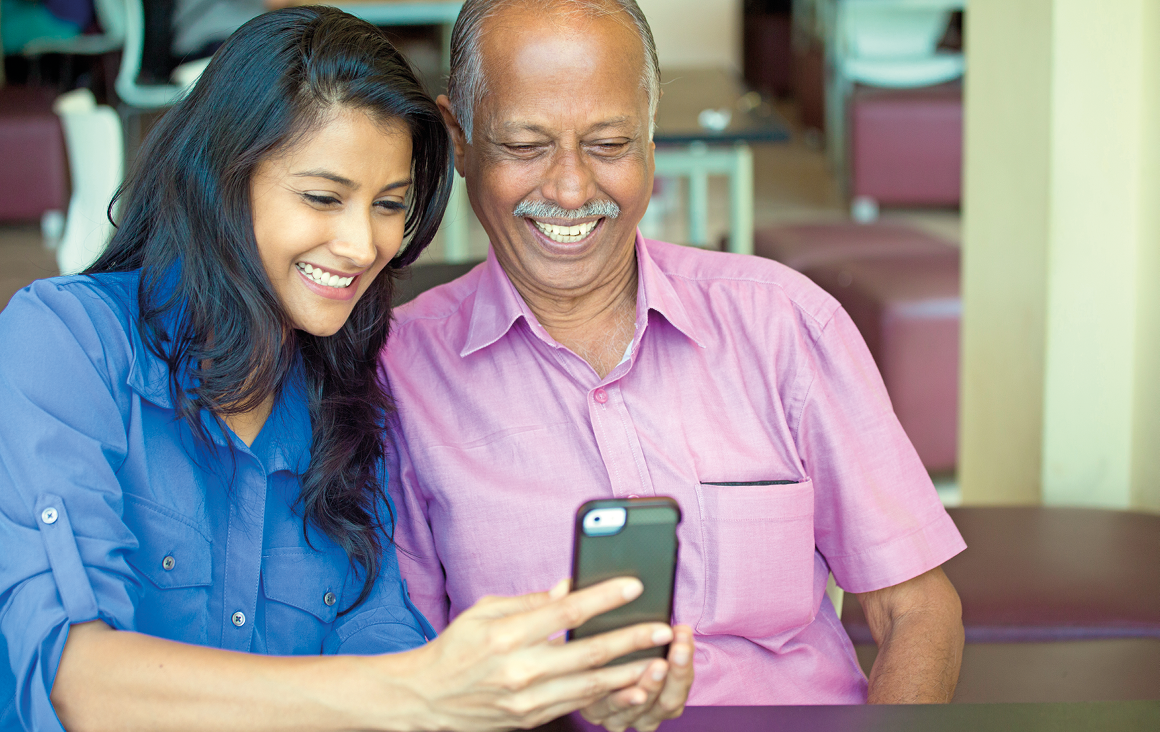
593 388 608 404
627 494 639 499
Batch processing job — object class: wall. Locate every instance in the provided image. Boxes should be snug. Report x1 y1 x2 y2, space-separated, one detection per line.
1130 0 1160 512
958 0 1053 505
636 0 741 70
960 0 1160 512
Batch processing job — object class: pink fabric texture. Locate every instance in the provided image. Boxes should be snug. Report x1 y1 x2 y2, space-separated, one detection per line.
381 234 965 705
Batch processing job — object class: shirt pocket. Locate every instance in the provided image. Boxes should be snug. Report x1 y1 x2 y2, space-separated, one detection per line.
693 478 815 639
261 548 348 654
123 496 213 644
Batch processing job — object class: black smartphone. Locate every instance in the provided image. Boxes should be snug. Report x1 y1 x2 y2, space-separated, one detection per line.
567 497 681 665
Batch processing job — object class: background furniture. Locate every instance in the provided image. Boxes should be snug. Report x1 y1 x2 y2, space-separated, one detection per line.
849 83 962 207
844 507 1160 702
53 88 122 275
754 222 960 472
645 69 790 256
0 85 67 223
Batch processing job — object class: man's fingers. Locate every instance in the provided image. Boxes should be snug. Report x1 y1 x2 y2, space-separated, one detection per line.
580 659 667 725
653 627 694 717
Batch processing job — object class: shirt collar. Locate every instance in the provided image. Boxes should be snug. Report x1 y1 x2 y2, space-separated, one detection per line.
633 232 706 349
119 268 311 475
461 231 706 358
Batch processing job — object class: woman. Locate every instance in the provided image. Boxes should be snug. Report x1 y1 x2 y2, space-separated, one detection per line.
0 8 685 731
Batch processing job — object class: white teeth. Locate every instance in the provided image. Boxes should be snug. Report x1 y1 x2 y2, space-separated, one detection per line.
532 219 599 243
296 263 354 288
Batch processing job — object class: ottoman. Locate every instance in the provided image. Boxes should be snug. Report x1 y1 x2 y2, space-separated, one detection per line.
0 85 68 222
849 84 963 207
802 253 960 472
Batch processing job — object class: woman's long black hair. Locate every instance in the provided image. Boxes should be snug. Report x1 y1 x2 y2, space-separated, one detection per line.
87 6 452 611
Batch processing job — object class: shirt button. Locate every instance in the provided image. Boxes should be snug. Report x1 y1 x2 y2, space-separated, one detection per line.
162 556 176 571
627 494 640 499
323 591 337 607
593 388 608 404
40 507 58 525
231 611 246 627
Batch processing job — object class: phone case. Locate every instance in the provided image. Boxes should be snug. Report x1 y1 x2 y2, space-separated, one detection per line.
568 497 681 664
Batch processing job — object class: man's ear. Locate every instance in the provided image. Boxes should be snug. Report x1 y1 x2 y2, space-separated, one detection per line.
436 95 468 177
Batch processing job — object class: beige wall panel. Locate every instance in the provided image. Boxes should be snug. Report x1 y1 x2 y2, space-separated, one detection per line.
1131 0 1160 513
959 0 1053 505
637 0 741 70
1039 1 1144 508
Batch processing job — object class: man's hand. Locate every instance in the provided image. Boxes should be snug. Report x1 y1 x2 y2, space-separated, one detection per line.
578 625 694 732
853 566 963 704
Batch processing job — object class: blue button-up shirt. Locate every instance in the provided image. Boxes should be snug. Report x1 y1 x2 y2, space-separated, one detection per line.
0 273 434 731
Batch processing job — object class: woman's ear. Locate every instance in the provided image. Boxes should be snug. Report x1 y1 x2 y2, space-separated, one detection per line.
436 95 468 177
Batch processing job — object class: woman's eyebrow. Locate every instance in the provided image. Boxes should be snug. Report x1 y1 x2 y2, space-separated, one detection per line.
293 171 412 193
381 178 413 192
294 169 356 187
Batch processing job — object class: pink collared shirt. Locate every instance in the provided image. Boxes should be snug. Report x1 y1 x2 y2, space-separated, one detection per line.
382 234 965 705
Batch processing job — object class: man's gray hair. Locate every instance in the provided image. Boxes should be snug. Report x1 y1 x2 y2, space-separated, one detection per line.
447 0 660 143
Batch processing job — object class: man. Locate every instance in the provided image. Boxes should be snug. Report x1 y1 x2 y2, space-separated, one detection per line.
383 0 966 708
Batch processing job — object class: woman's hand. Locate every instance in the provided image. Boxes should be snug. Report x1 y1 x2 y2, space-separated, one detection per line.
578 626 694 732
376 577 675 731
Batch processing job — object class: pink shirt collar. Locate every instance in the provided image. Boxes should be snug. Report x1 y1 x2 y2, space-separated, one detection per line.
461 230 706 359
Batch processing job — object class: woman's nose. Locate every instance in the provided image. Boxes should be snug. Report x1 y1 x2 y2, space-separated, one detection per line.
331 211 378 268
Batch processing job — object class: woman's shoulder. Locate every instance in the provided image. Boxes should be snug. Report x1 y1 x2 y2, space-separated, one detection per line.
7 271 141 327
0 272 145 380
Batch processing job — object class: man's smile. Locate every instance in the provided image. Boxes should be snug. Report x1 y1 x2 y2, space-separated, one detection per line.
531 218 600 243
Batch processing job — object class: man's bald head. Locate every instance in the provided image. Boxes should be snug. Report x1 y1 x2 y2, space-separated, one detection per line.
447 0 660 143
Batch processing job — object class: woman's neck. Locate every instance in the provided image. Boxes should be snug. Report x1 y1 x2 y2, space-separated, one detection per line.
222 394 275 448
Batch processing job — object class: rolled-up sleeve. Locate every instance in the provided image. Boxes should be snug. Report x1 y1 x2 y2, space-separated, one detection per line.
0 282 140 731
322 494 435 655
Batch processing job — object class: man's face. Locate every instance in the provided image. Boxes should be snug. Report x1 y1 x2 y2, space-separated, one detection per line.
450 6 654 296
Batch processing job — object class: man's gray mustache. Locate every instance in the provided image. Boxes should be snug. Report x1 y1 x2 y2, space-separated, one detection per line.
512 199 620 220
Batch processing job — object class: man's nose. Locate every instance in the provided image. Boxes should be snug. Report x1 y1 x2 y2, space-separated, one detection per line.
539 147 597 212
331 211 378 269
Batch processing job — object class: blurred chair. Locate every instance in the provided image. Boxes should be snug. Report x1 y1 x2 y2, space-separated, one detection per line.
0 85 68 223
116 0 207 109
19 0 127 57
392 260 484 307
822 0 965 213
53 88 123 274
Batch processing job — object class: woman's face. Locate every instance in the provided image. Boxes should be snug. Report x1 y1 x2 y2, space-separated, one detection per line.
250 107 413 337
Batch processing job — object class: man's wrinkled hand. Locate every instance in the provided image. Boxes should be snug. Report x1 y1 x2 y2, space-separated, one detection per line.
578 625 693 732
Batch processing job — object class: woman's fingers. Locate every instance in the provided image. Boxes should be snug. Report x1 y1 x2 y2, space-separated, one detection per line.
501 658 655 728
473 577 645 647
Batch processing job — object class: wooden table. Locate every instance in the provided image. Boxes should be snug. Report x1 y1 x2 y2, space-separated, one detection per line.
650 69 790 255
535 701 1160 732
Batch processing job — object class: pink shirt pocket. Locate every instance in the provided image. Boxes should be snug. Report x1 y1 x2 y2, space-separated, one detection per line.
692 479 816 639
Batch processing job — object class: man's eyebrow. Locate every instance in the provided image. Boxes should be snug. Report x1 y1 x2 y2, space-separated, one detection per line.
495 117 636 136
293 170 412 192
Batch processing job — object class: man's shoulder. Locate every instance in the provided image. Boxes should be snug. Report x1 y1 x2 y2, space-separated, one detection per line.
392 262 487 331
643 238 841 334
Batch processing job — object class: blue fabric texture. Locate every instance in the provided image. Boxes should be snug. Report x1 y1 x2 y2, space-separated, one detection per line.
0 273 432 731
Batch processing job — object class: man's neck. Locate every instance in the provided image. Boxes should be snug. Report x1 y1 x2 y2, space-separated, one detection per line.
508 252 639 380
